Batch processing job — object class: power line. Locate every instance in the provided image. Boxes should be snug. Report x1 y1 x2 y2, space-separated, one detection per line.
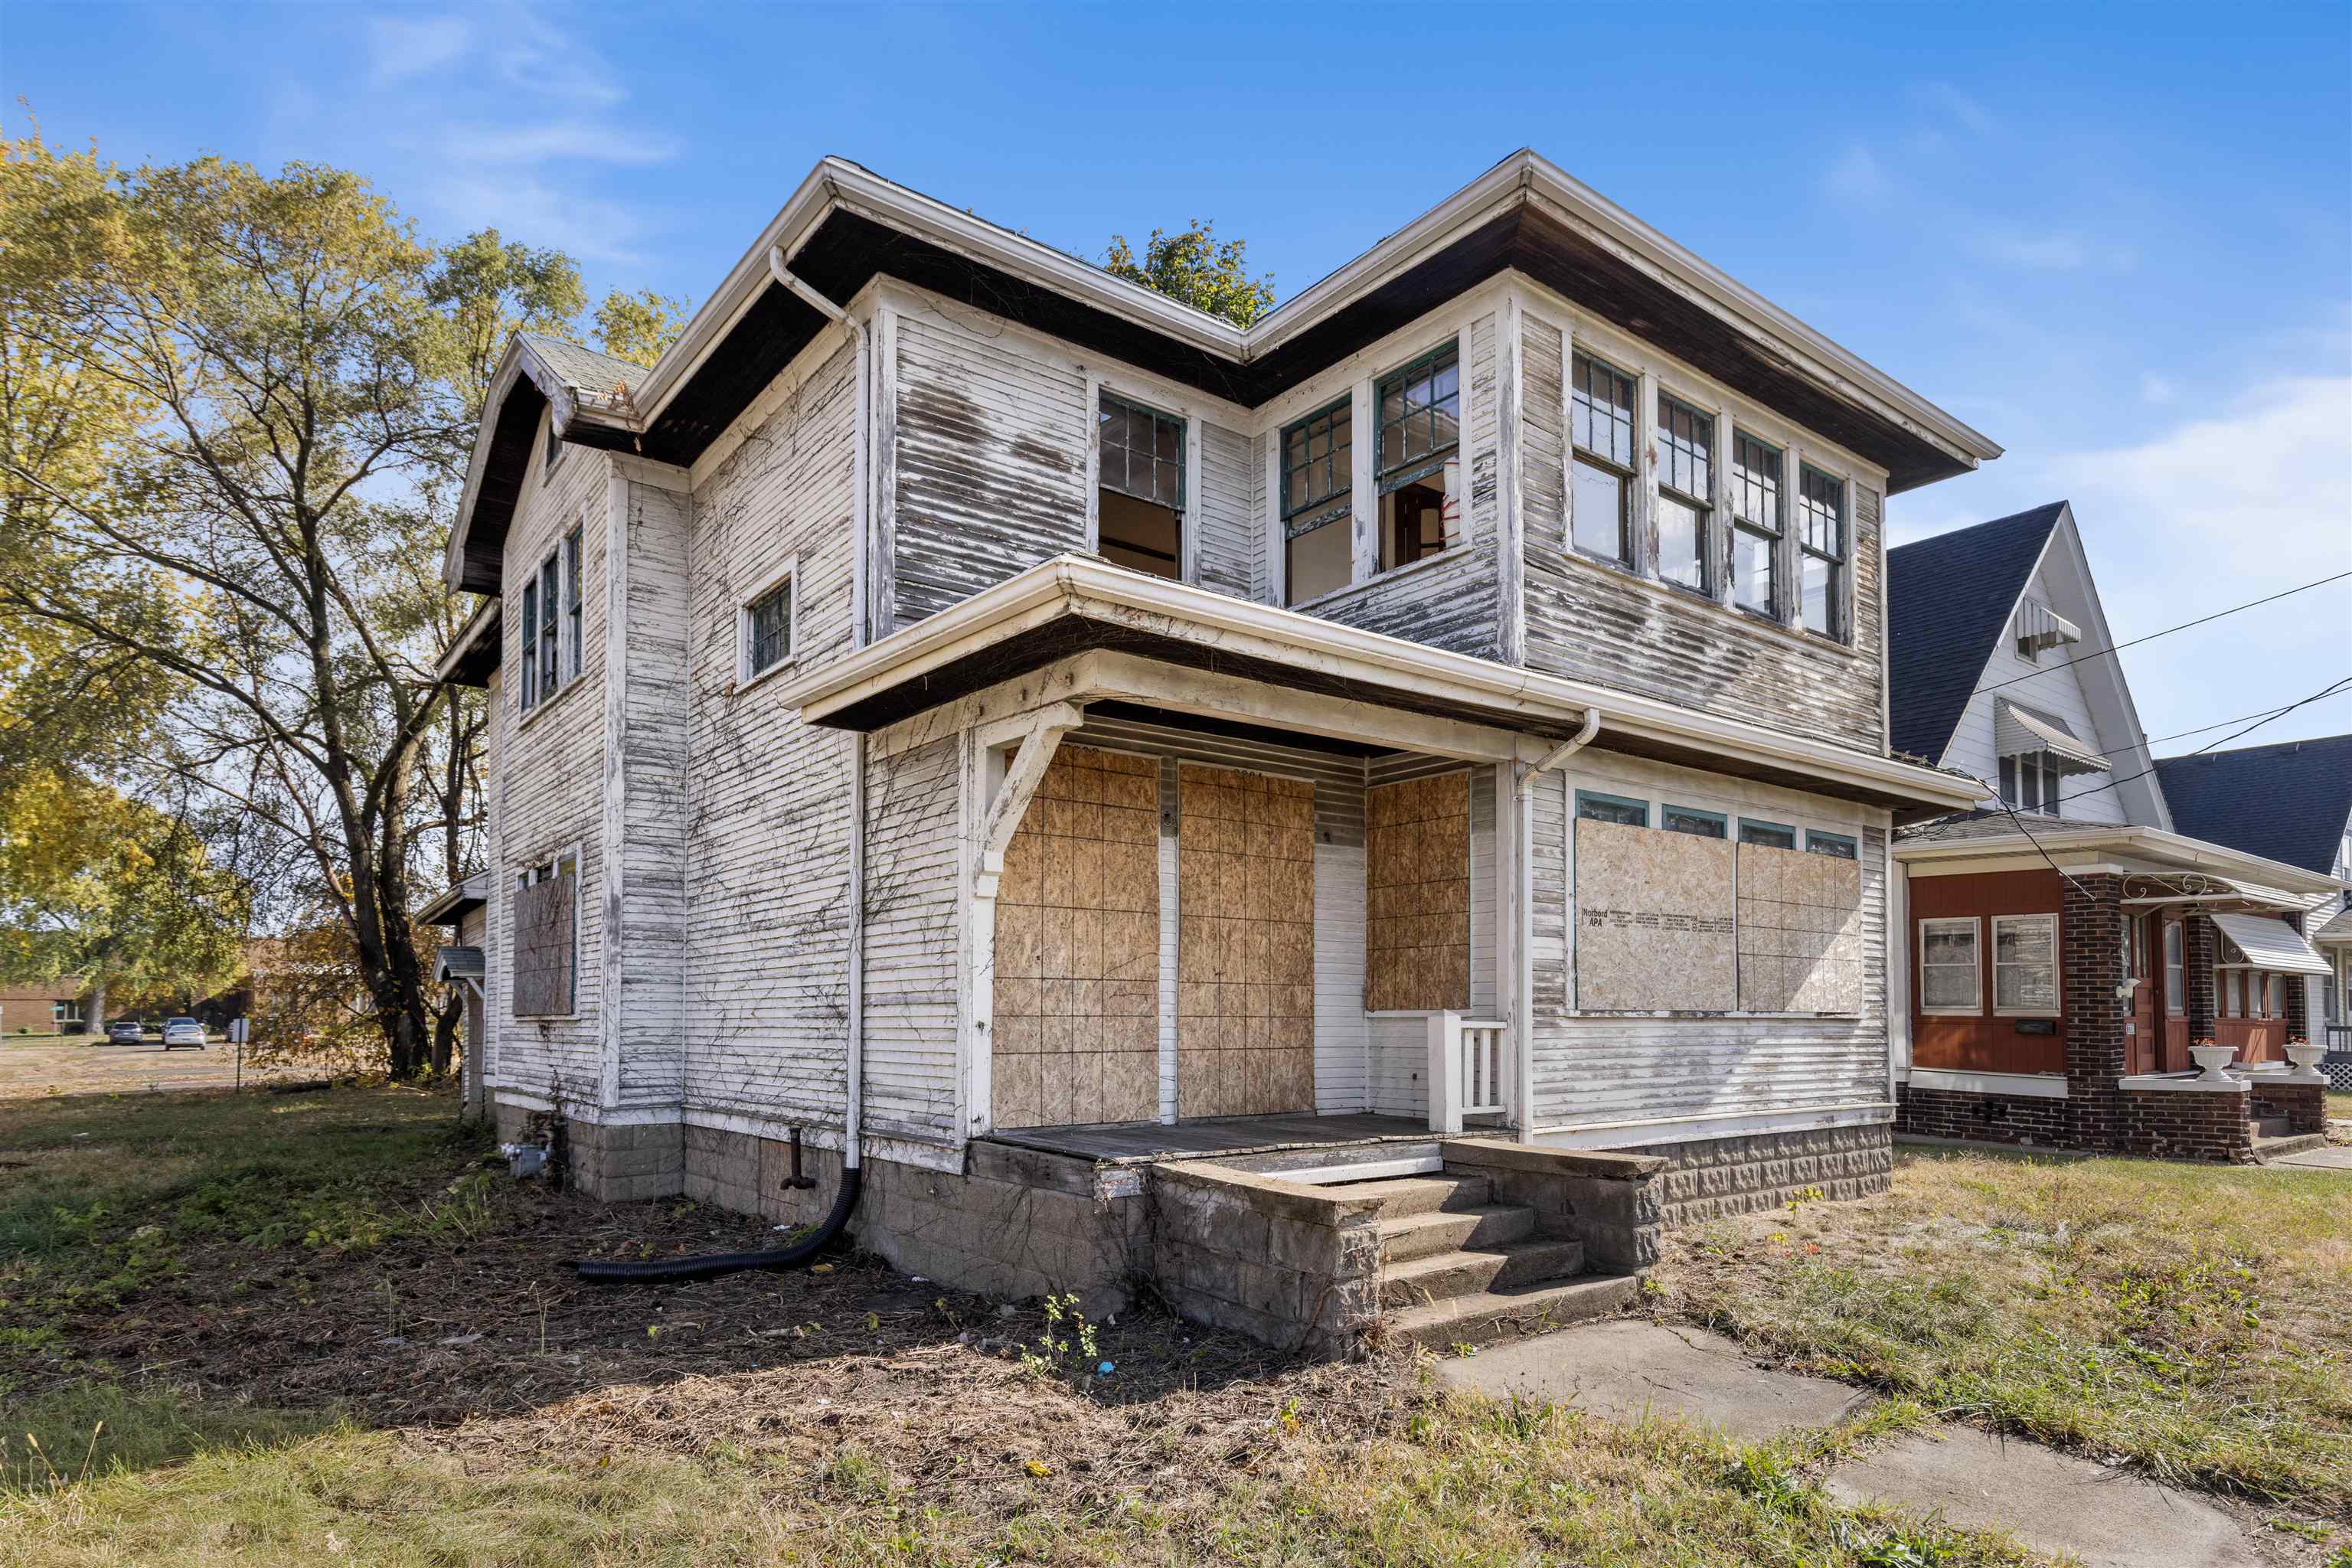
2140 695 2345 749
1972 570 2352 699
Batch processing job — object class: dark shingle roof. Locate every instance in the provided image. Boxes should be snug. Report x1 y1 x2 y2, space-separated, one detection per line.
521 334 652 399
1886 503 2066 764
2153 735 2352 874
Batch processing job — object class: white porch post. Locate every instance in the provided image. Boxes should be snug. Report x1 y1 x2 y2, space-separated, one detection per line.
1426 1011 1465 1135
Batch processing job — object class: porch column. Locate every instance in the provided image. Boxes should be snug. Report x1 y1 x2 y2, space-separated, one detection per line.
2060 874 2129 1152
2184 916 2219 1044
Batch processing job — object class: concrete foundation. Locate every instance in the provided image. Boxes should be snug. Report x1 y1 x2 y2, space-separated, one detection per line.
1633 1122 1895 1226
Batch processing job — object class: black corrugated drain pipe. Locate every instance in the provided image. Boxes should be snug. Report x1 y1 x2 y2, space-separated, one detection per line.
573 1163 861 1284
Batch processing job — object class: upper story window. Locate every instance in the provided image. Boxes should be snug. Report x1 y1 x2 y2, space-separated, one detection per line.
1656 394 1713 593
542 410 563 479
1374 341 1460 573
1097 393 1184 580
1999 753 2063 817
1570 353 1637 564
1282 397 1353 606
1729 433 1782 618
737 558 798 686
2014 597 2082 662
1796 465 1847 641
518 524 583 716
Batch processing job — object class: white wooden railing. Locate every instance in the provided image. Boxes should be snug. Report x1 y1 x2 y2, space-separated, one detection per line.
1426 1011 1510 1135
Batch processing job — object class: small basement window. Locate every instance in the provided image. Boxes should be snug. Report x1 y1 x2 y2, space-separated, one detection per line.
1097 393 1184 580
1738 818 1796 849
1570 353 1637 564
1374 341 1460 572
1575 791 1648 828
1282 397 1353 606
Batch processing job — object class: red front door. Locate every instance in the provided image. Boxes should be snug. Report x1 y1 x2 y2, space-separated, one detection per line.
2128 914 2159 1076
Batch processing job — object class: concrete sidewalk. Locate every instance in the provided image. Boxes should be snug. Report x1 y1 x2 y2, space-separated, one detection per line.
1439 1321 2305 1567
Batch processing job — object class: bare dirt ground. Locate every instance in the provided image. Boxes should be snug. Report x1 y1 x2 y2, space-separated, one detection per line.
0 1038 314 1099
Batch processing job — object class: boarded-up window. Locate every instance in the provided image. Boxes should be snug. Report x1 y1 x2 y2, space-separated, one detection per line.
1366 772 1471 1012
1573 818 1736 1011
1736 841 1865 1013
513 866 577 1017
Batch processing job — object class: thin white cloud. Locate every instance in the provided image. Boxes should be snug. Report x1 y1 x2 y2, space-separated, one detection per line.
1917 82 1998 136
436 119 677 168
1822 144 1889 206
366 15 472 84
1974 230 2089 271
2140 372 2174 405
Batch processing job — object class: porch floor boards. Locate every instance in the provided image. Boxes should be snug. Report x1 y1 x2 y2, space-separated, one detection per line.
982 1112 1439 1165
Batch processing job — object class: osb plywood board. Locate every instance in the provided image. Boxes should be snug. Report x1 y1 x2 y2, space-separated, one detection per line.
1736 842 1865 1014
1177 763 1315 1117
1365 772 1472 1012
1572 818 1736 1012
993 745 1161 1129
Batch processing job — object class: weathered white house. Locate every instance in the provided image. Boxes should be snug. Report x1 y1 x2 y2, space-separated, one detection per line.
439 151 2006 1349
1885 505 2346 1160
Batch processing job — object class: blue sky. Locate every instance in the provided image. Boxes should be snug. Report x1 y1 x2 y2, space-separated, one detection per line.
9 2 2350 751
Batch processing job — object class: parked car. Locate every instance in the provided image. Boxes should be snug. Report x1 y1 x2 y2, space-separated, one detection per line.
160 1018 206 1050
107 1018 145 1045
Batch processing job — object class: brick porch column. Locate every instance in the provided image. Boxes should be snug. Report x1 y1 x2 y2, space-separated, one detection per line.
2061 874 2128 1152
2184 915 2218 1044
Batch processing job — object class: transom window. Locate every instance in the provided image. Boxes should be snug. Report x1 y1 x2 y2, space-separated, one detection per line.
1797 465 1847 640
1919 916 1981 1014
1575 790 1648 828
1374 341 1460 573
1738 818 1796 849
1730 433 1782 617
1097 393 1184 580
1282 397 1353 607
1661 804 1726 838
1805 829 1857 860
1656 394 1713 593
1570 353 1637 564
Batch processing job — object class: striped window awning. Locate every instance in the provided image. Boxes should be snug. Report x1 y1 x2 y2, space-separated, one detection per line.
2212 913 2333 977
1994 701 2109 774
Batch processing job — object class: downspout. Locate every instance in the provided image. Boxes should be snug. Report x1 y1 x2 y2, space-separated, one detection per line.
574 251 870 1286
1514 708 1601 1145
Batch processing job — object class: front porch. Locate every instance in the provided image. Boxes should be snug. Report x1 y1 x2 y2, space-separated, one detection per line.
985 1109 1449 1165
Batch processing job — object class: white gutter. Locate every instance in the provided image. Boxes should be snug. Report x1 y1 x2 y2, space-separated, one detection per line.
775 555 1988 815
1514 710 1601 1142
767 246 871 1174
1893 824 2348 896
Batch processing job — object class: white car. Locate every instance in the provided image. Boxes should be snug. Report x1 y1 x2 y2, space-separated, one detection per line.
160 1017 207 1050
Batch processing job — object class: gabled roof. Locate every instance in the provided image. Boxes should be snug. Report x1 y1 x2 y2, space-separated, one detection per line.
521 334 651 407
2154 735 2352 875
449 150 2001 593
1886 503 2066 763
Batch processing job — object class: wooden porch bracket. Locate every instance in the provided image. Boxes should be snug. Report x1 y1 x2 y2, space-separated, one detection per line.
973 702 1084 900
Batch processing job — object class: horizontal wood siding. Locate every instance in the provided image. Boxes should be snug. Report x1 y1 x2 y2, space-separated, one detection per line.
863 733 963 1142
682 339 863 1132
1197 420 1253 600
616 479 691 1106
892 313 1088 629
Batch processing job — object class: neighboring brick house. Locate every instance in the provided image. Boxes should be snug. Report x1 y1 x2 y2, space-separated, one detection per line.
438 151 2008 1350
0 977 87 1034
1886 505 2344 1161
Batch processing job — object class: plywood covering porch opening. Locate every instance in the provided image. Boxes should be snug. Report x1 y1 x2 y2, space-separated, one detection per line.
991 745 1161 1129
1177 763 1315 1117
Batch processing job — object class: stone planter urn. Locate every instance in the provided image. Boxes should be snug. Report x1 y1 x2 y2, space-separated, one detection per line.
2284 1040 2327 1083
2189 1043 2239 1082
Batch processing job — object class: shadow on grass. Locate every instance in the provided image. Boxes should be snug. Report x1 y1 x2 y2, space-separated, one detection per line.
5 1381 346 1496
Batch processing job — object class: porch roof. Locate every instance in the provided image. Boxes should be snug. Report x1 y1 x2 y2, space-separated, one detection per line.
1896 822 2350 897
2311 903 2352 946
776 555 1988 817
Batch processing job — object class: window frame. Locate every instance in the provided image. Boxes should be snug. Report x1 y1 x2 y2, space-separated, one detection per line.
564 525 583 682
1574 789 1649 828
512 844 582 1021
1661 803 1727 839
1654 391 1714 596
735 555 800 691
1737 818 1797 849
1918 915 1984 1017
2164 921 2186 1011
1094 387 1189 583
518 574 540 714
1795 462 1848 642
1805 829 1858 860
1728 430 1784 619
541 407 564 480
1279 395 1354 607
1990 912 2060 1018
1372 340 1462 573
1568 351 1638 567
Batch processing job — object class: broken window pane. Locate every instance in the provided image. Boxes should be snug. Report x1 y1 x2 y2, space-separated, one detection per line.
1099 393 1184 579
1285 514 1350 605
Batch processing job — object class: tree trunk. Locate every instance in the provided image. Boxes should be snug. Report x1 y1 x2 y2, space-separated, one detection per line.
86 977 109 1038
432 989 461 1077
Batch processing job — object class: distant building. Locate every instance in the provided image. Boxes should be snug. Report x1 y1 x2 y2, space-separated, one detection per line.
0 977 88 1034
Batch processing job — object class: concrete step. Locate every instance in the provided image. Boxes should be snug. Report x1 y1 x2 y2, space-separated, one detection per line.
2253 1132 2328 1162
1345 1173 1492 1219
1380 1236 1587 1309
1377 1203 1535 1265
1387 1272 1643 1351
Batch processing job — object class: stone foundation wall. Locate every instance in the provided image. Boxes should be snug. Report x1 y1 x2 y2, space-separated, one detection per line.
2250 1081 2326 1138
2121 1088 2254 1164
1443 1138 1663 1271
1148 1162 1382 1356
1893 1085 2070 1148
491 1103 685 1200
1636 1122 1893 1226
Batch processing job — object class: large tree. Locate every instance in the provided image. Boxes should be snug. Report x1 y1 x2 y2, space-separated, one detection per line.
0 136 521 1076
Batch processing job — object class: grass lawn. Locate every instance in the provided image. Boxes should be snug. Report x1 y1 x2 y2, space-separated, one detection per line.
2 1088 2341 1564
